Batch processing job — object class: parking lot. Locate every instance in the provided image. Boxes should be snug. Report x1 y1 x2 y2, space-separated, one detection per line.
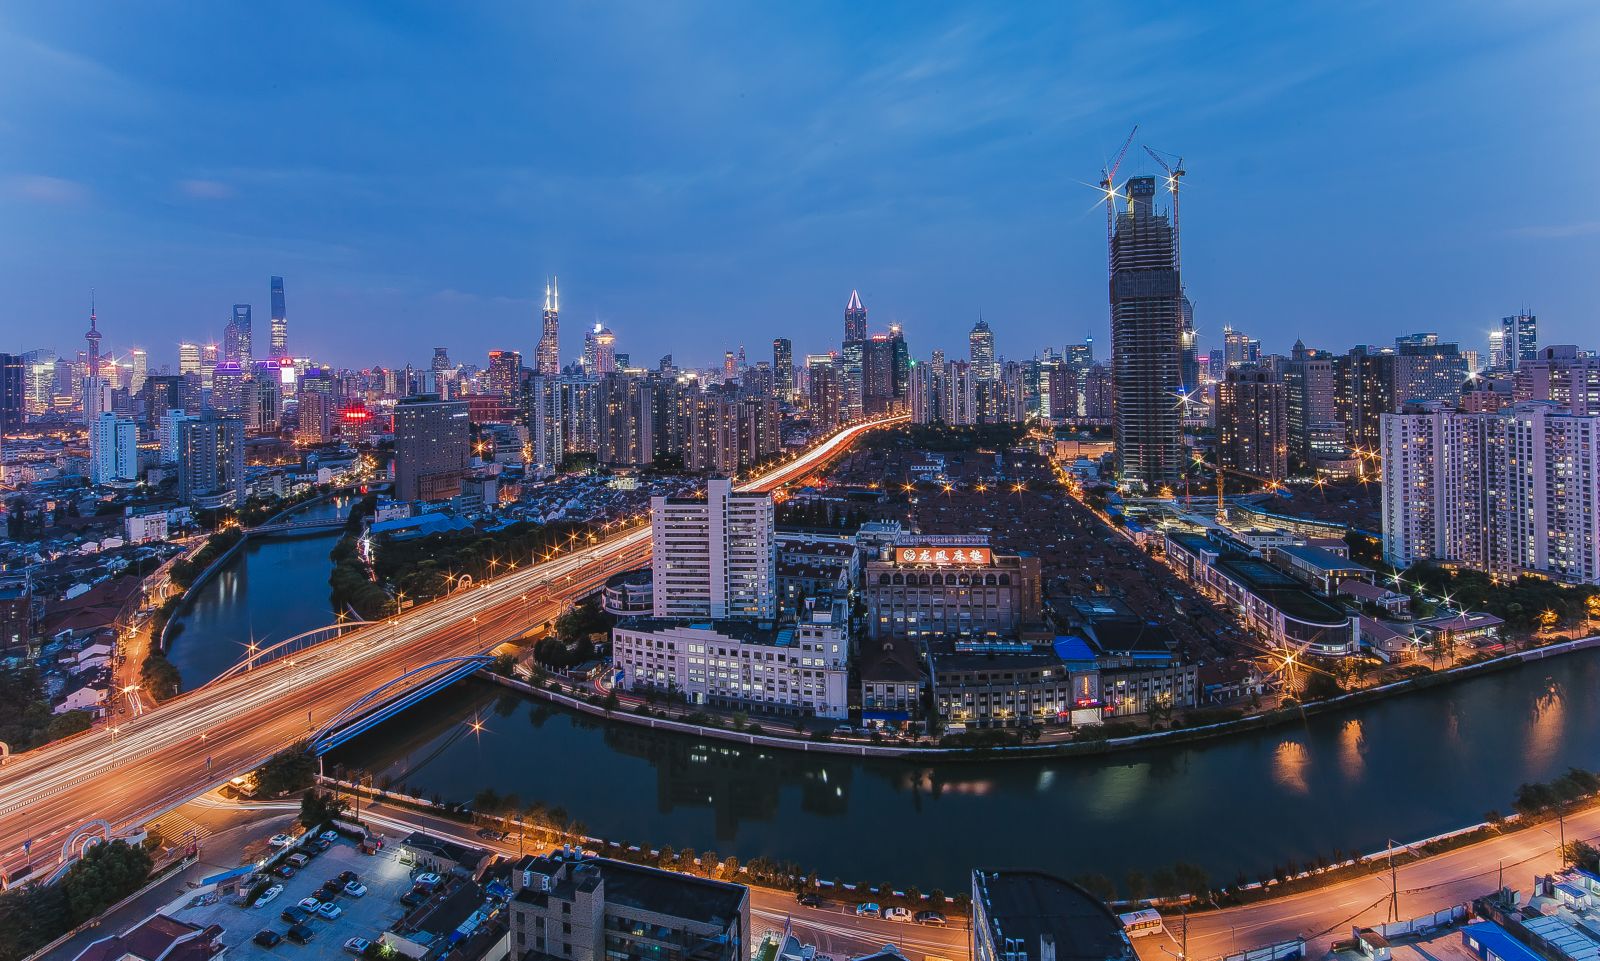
171 834 426 961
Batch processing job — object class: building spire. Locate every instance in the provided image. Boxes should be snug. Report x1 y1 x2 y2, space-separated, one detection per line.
552 275 559 313
847 289 862 311
544 280 553 313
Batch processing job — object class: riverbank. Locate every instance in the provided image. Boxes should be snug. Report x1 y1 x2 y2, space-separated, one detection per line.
479 632 1600 761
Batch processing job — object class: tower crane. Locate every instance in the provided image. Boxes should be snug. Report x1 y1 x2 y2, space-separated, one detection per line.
1142 146 1186 272
1100 126 1139 275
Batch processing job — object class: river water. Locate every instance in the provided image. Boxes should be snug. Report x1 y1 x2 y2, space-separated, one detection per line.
165 497 350 690
174 514 1600 889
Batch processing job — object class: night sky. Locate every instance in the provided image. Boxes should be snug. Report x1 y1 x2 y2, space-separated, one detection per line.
2 1 1597 371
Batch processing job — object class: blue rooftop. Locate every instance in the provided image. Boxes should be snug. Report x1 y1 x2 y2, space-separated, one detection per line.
1462 922 1543 961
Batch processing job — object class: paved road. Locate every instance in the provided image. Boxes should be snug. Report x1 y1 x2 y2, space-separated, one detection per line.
1138 806 1600 961
0 415 905 886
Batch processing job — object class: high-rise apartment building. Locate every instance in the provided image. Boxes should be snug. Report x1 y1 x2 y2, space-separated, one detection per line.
486 349 521 396
178 414 246 509
1110 176 1184 489
1217 366 1288 481
583 323 616 375
393 395 470 501
269 276 287 359
806 355 841 428
839 339 864 422
650 478 776 620
1381 402 1600 585
1501 312 1537 370
969 319 996 381
1513 346 1600 415
1282 340 1340 474
536 277 561 376
90 413 139 484
862 335 898 415
527 375 564 476
297 391 332 446
224 305 252 368
772 337 793 399
597 373 654 467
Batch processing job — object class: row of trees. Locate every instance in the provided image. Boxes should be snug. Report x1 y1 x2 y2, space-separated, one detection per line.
0 841 153 961
0 669 93 751
166 527 245 591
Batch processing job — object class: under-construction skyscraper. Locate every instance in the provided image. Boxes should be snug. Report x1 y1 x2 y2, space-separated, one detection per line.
1110 175 1184 490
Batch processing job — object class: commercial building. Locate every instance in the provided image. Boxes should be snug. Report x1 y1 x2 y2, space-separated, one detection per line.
611 594 850 718
269 275 288 359
508 851 749 961
177 414 245 509
650 478 776 620
536 277 561 377
393 395 471 502
1501 312 1537 369
772 337 793 399
1217 365 1288 481
1380 401 1600 585
1110 176 1185 490
1283 341 1343 474
970 869 1133 961
862 535 1041 640
969 319 997 382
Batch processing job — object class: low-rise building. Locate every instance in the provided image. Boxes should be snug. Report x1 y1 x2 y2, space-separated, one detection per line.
970 869 1132 961
858 635 927 729
1271 543 1374 596
862 534 1042 640
507 851 749 961
71 913 224 961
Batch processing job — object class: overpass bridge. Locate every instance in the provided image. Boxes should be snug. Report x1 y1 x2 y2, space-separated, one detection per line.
0 415 905 887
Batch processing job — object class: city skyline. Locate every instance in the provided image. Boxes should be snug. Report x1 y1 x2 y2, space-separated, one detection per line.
3 3 1598 364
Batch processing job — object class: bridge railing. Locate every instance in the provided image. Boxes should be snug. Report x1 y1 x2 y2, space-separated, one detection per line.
211 621 374 685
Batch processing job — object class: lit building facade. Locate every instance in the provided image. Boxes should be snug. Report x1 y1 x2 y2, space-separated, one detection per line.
1110 176 1184 490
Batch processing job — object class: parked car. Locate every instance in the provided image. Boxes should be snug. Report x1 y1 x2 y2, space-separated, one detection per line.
835 725 856 737
317 903 343 920
796 893 822 908
914 911 948 926
256 885 283 907
854 902 881 917
253 930 283 948
280 907 309 925
286 854 310 868
476 828 505 840
318 883 341 900
414 872 442 888
286 924 315 945
337 870 359 884
273 864 296 879
884 907 912 923
345 938 372 955
314 838 332 852
320 830 339 842
343 882 368 898
297 897 321 912
268 834 294 848
400 890 426 908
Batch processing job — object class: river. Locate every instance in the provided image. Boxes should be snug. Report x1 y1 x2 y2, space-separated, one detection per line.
165 496 351 690
175 512 1600 890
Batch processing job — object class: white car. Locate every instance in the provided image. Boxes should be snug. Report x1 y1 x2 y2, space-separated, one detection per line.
343 882 367 898
298 897 322 911
256 885 283 907
317 902 343 920
320 830 339 842
269 834 294 847
414 872 442 888
345 938 371 955
884 907 912 923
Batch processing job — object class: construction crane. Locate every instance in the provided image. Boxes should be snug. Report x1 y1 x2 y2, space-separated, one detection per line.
1100 125 1139 275
1143 145 1186 271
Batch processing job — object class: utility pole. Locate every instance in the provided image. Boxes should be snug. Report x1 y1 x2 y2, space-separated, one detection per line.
1388 840 1400 922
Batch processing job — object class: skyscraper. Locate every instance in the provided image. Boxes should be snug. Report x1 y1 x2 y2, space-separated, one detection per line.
968 319 996 381
90 413 137 484
0 354 23 432
844 289 867 342
772 337 793 399
225 305 253 367
129 349 148 395
536 278 561 376
393 395 471 501
584 323 616 375
269 276 288 359
487 349 521 396
83 295 104 422
1110 175 1184 490
178 414 246 509
1501 312 1537 369
1217 366 1288 481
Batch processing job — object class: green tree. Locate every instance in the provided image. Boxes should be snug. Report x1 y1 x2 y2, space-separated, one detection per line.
0 882 70 961
300 789 348 829
139 653 184 702
60 840 153 924
254 745 317 796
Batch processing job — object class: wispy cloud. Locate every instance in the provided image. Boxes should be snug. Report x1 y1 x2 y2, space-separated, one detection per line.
1511 221 1600 240
178 178 234 200
4 174 89 204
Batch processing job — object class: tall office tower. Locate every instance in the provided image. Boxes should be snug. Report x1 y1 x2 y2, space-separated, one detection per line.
1381 402 1600 585
1217 366 1288 481
1179 299 1199 390
772 338 794 399
527 376 564 476
159 409 198 464
178 343 202 382
83 296 104 422
1395 341 1466 407
844 289 867 342
722 351 737 384
806 356 841 428
393 395 470 501
200 343 219 388
1501 312 1537 369
89 413 137 484
1514 346 1600 415
22 350 54 416
536 278 561 376
225 305 253 367
942 361 978 426
1110 176 1184 490
247 376 282 434
0 354 23 432
583 323 617 375
597 373 654 467
1282 340 1341 474
862 335 897 415
684 393 739 473
1222 326 1261 368
296 391 332 446
1488 330 1508 372
1065 341 1093 373
839 339 865 421
650 477 776 620
968 319 996 381
269 276 287 359
128 349 148 395
1336 346 1397 458
1041 360 1077 422
178 414 246 509
486 349 521 396
742 362 775 399
887 323 910 403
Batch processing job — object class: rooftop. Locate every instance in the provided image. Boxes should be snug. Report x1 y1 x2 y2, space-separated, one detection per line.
514 854 746 929
1274 543 1372 574
972 869 1131 961
1213 555 1352 627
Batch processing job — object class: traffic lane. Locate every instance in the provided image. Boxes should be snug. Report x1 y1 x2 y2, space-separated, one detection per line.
749 889 968 961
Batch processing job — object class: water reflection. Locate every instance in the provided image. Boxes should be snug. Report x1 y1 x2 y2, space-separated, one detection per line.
1339 719 1366 782
1272 741 1311 794
1525 677 1566 771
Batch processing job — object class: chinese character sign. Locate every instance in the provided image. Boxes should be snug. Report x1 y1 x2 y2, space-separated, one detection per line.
895 546 991 566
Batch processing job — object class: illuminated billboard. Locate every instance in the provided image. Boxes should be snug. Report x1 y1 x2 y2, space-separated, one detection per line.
894 546 992 566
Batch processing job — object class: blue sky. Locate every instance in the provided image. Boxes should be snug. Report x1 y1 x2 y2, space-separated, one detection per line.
2 1 1597 371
